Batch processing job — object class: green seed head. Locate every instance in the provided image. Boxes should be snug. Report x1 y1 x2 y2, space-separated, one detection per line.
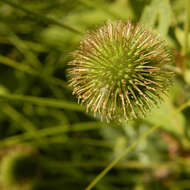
68 20 174 122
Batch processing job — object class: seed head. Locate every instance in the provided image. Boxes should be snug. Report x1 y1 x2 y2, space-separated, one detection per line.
67 20 174 122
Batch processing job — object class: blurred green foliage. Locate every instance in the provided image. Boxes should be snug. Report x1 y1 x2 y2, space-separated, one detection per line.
0 0 190 190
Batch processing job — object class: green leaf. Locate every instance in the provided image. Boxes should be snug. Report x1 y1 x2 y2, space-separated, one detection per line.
184 69 190 85
140 0 172 37
157 0 172 36
175 27 190 52
145 98 185 136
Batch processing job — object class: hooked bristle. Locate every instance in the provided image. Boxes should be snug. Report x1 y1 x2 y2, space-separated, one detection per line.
67 20 174 122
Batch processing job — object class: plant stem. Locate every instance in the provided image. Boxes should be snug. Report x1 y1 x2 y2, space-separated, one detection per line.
0 122 102 147
2 103 37 133
0 93 84 111
85 124 159 190
183 0 190 56
1 0 82 35
85 98 190 190
177 99 190 112
0 55 70 90
39 157 190 170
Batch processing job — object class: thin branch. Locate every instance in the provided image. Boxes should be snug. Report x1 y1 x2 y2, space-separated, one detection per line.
1 0 83 35
85 98 190 190
0 122 102 147
85 124 159 190
1 103 37 133
0 93 84 111
0 55 69 90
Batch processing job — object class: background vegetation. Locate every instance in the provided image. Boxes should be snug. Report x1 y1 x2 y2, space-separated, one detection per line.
0 0 190 189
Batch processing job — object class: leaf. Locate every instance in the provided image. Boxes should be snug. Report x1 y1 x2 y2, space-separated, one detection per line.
145 97 185 137
175 27 190 50
184 69 190 85
157 0 173 36
140 0 173 37
140 0 159 28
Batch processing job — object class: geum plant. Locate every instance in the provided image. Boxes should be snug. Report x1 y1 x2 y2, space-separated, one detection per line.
68 20 174 122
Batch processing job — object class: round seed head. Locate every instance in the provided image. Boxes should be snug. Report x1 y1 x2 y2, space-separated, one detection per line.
67 20 174 122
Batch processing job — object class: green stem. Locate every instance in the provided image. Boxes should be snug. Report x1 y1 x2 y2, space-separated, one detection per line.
1 0 82 35
39 157 190 170
2 103 37 133
0 93 84 111
0 55 37 75
85 98 190 190
183 0 190 56
0 122 102 147
85 124 159 190
177 99 190 112
0 55 69 90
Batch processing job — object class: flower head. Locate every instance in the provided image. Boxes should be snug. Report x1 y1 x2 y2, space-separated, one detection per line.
68 20 173 122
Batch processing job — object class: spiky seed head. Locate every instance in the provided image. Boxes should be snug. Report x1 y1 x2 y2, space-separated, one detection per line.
67 20 174 122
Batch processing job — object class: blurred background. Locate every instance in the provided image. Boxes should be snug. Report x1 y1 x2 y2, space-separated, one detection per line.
0 0 190 189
